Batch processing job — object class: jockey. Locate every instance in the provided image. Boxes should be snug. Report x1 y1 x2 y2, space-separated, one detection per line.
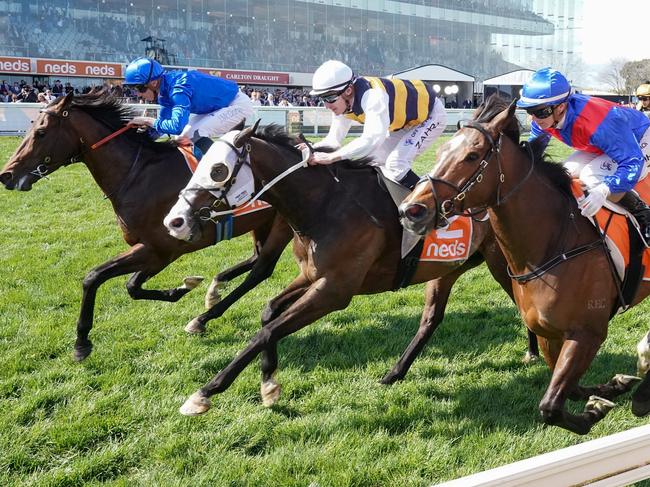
304 60 447 189
518 67 650 243
636 82 650 115
123 57 254 156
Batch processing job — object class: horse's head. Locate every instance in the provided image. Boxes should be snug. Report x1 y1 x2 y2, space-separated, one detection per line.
1 92 82 191
400 96 518 235
164 121 261 241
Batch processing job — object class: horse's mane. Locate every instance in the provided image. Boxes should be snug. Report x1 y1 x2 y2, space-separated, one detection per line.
61 90 177 153
255 124 374 167
474 94 572 196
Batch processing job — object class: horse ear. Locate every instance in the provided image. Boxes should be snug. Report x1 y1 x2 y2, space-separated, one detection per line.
56 91 74 110
487 101 516 135
233 119 261 148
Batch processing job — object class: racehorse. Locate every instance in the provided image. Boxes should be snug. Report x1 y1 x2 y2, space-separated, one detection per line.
165 122 538 416
0 91 293 361
398 95 645 434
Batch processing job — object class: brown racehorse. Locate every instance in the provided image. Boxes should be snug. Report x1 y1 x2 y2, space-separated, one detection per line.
0 91 293 361
399 95 645 434
165 123 538 416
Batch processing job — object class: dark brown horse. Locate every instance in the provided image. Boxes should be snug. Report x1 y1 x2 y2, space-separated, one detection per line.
165 123 537 416
0 91 293 360
399 95 645 434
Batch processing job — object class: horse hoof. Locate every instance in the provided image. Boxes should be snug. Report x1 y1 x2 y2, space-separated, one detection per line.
204 280 225 309
261 378 282 407
632 398 650 417
182 276 204 290
613 374 642 390
522 352 540 365
379 372 401 385
73 343 93 362
179 391 211 416
185 318 206 335
586 395 616 416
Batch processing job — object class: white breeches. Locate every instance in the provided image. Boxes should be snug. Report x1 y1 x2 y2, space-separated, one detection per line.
563 126 650 191
372 97 447 182
179 91 254 140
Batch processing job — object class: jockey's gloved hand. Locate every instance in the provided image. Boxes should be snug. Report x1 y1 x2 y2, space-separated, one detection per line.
580 183 610 217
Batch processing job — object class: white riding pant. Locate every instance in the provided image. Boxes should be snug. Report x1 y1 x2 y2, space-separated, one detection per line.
563 126 650 192
179 91 254 140
372 97 447 182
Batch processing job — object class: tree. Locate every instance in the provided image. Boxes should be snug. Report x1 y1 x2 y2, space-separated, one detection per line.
600 58 628 95
621 59 650 93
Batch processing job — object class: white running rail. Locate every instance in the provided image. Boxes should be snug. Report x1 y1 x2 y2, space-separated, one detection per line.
435 423 650 487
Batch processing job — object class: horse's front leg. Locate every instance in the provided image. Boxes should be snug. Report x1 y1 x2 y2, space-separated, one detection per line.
186 220 293 334
381 264 469 385
179 276 353 415
539 332 613 435
75 243 169 361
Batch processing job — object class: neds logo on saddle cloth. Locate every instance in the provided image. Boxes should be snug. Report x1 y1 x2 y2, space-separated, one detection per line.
419 216 472 262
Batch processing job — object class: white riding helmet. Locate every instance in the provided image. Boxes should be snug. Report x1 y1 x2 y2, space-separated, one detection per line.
310 60 354 96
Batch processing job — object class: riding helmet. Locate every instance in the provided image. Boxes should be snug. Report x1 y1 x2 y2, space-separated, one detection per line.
516 67 571 108
310 60 354 96
124 57 165 85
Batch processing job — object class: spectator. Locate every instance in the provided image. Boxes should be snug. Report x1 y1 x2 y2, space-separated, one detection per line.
52 80 63 97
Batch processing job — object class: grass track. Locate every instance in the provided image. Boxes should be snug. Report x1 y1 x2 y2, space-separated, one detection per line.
1 135 650 486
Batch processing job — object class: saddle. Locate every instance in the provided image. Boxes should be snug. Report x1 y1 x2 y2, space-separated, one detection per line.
573 179 650 312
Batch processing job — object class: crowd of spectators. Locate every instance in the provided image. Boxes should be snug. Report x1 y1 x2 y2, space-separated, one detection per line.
0 0 522 80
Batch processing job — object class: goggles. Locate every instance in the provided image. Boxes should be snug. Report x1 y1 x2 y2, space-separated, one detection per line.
133 84 149 93
319 85 349 104
525 105 555 119
639 96 650 101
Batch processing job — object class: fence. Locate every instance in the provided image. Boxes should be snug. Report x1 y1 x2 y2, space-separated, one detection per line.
0 103 531 137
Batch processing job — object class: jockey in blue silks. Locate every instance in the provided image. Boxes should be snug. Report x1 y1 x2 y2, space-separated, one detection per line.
123 57 254 156
518 67 650 244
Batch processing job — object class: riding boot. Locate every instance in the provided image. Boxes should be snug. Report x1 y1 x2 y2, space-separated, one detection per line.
619 191 650 245
194 136 214 155
398 170 420 190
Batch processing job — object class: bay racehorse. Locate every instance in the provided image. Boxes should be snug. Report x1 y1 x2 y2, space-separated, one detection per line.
0 91 293 360
399 95 645 434
165 122 538 416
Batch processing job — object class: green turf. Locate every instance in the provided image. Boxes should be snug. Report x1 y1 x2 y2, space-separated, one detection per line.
1 134 649 486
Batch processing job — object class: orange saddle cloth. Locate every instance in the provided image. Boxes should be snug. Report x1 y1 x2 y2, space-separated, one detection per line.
418 216 473 262
571 177 650 281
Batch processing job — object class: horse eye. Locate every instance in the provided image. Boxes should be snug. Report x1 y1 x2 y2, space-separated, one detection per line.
35 129 46 137
466 152 480 162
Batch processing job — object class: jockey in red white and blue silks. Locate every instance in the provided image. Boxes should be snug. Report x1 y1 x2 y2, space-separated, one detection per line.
123 57 253 155
518 67 650 242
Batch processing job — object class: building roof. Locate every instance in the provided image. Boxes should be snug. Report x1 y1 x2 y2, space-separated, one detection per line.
388 64 475 82
483 69 536 86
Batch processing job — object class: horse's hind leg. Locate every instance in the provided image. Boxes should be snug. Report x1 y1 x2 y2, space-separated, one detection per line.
186 220 293 334
380 262 472 385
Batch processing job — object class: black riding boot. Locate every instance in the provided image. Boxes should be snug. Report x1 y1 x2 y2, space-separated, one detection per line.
194 136 213 155
398 170 420 190
619 191 650 245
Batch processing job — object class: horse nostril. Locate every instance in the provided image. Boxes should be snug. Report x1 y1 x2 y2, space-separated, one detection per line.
403 203 428 222
0 171 13 187
169 217 185 229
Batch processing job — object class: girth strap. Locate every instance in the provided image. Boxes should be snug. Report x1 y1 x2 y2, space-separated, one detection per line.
507 239 604 283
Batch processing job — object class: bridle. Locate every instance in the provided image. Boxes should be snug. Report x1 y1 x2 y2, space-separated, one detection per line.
180 138 253 222
422 120 535 228
183 138 309 224
24 106 142 198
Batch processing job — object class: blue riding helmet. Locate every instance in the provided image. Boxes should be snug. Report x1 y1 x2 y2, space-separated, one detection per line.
516 67 571 108
124 57 164 85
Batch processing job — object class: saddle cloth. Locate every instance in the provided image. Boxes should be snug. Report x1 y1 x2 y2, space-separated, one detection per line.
572 178 650 281
178 144 271 216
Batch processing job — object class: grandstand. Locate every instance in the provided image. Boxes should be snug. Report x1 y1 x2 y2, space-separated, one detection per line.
0 0 557 81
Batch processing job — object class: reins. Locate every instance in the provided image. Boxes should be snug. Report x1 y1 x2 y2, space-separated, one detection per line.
190 139 310 223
